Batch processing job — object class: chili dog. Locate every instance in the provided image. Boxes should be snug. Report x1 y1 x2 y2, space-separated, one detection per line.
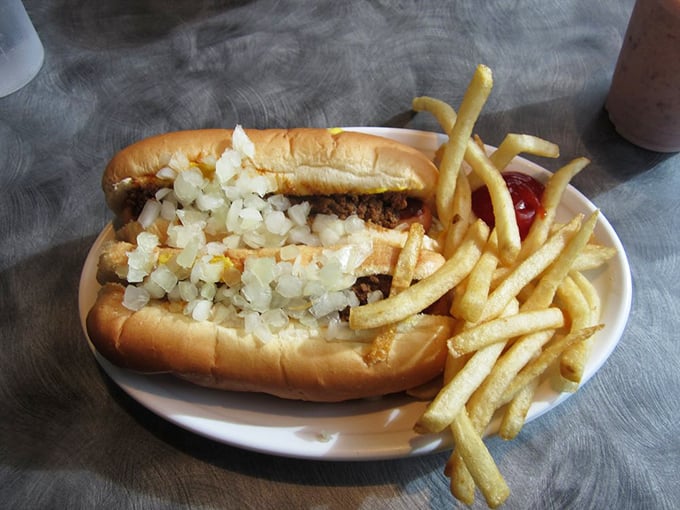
86 127 455 402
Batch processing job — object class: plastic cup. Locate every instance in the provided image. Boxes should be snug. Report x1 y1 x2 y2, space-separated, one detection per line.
605 0 680 152
0 0 45 98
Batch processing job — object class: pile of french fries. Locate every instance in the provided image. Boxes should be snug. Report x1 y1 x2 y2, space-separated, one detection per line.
349 65 616 507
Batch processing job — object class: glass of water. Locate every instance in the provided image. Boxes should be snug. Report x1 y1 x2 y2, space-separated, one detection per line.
0 0 44 98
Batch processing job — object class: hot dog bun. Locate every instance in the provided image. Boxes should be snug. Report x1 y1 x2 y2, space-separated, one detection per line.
87 283 453 402
87 126 451 402
104 128 440 223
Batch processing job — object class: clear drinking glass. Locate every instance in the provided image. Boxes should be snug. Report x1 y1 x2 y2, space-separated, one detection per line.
0 0 45 98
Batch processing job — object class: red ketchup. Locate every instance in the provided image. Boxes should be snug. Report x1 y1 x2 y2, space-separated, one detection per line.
471 172 545 240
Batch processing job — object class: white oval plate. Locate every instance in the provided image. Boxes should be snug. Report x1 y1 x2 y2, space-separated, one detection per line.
78 127 632 461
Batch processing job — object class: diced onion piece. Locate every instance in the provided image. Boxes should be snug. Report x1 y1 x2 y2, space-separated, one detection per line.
138 200 161 229
150 265 178 292
196 192 224 212
155 187 173 201
243 311 273 343
177 237 200 268
136 232 159 251
264 210 294 236
215 149 241 183
199 282 217 300
267 194 291 211
288 202 311 226
192 299 213 321
174 167 205 205
156 166 177 180
122 285 150 311
276 274 304 298
262 308 289 332
366 290 383 304
232 125 255 159
160 199 176 221
178 281 199 302
168 152 191 172
344 215 365 233
142 279 166 299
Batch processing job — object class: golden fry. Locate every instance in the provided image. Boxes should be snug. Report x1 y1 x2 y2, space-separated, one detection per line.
453 230 499 323
489 133 560 171
498 377 539 440
449 308 564 357
443 169 473 257
411 96 457 134
390 222 425 296
437 65 494 227
416 342 505 434
349 220 488 330
480 215 582 321
450 409 510 508
520 157 590 259
467 329 555 433
465 140 521 265
521 211 599 312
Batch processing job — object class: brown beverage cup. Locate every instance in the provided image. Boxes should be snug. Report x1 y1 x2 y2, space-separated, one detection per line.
605 0 680 152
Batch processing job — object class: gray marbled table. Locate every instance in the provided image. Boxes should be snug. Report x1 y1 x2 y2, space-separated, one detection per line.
2 1 678 508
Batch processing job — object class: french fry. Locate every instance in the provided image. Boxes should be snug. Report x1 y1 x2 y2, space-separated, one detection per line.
411 96 457 134
453 230 499 323
448 451 476 506
489 133 560 171
364 223 425 365
465 140 521 265
390 222 425 296
571 269 601 324
500 325 604 406
552 275 591 392
449 308 564 357
520 157 590 259
348 220 488 330
520 211 599 312
466 329 555 433
443 169 473 257
559 271 602 382
362 324 397 366
450 409 510 508
556 275 591 330
498 378 538 441
437 65 494 227
480 215 583 321
572 244 617 271
415 342 505 434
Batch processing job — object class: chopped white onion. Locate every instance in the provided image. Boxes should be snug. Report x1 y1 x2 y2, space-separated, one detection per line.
156 166 177 180
136 232 159 251
192 299 213 321
174 168 204 205
150 265 178 292
232 125 255 159
122 285 150 311
138 200 161 229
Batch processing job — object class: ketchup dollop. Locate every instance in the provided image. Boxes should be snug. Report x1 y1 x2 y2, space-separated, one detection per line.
471 172 545 240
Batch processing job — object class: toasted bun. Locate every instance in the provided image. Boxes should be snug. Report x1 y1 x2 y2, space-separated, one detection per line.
104 128 440 219
87 284 453 402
